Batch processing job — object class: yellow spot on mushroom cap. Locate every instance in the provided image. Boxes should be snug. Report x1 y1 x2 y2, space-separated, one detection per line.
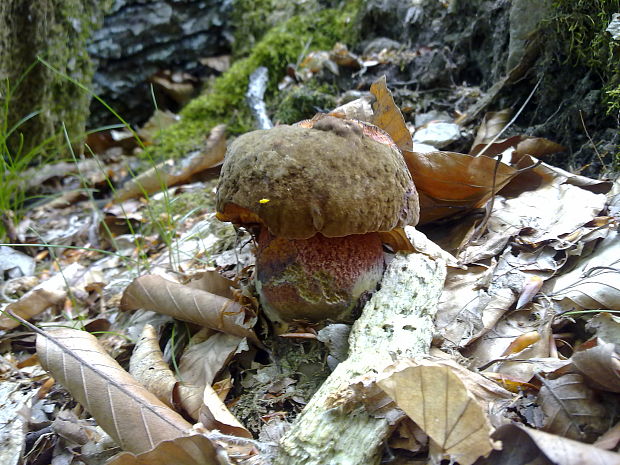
259 198 270 204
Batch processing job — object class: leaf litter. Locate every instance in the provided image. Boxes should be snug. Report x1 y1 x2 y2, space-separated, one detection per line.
1 70 619 465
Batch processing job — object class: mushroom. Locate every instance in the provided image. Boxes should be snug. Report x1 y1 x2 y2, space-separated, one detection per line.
216 115 419 323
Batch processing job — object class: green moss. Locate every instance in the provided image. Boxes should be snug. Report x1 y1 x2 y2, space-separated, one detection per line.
0 0 110 157
273 84 338 124
549 0 620 114
147 182 218 221
150 1 361 161
230 339 330 435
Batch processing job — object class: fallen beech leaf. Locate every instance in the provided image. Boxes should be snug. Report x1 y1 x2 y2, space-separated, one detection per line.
572 338 620 393
435 264 494 347
594 420 620 450
514 137 566 159
199 384 252 438
330 96 374 122
480 423 620 465
175 383 205 421
470 135 523 157
137 109 179 143
36 328 193 454
370 75 413 152
402 150 517 224
503 154 613 197
539 373 608 442
114 124 226 202
130 324 178 408
483 372 538 393
186 269 235 300
120 274 257 339
586 313 620 347
501 331 542 356
516 275 544 309
548 229 620 310
467 302 553 382
460 182 607 265
377 361 497 465
178 332 243 388
0 262 85 330
106 434 220 465
470 109 512 150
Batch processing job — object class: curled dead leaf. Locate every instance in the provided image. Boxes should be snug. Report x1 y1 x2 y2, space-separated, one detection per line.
377 359 499 465
572 338 620 393
120 274 257 340
479 423 620 465
403 150 517 224
36 328 193 455
130 324 178 408
114 124 226 202
370 75 413 152
105 434 220 465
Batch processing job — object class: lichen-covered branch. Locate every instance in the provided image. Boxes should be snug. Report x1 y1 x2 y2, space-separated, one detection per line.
275 251 447 465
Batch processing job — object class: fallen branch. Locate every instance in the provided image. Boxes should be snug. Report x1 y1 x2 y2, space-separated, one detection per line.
275 251 447 465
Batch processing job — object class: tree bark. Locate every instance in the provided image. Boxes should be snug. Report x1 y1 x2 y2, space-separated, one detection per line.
0 0 108 157
275 251 447 465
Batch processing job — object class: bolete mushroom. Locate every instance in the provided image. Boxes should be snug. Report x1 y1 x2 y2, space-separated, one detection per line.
216 115 419 323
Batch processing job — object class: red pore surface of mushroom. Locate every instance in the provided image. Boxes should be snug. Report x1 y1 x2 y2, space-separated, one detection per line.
255 229 385 323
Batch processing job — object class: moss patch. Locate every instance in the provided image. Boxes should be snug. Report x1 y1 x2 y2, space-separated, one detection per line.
150 1 361 161
532 1 620 172
273 84 338 124
0 0 110 157
550 0 620 115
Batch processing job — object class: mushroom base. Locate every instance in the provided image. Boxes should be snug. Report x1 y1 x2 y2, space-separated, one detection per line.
255 230 385 323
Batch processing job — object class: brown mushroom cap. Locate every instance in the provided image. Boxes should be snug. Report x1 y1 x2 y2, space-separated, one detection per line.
216 116 419 240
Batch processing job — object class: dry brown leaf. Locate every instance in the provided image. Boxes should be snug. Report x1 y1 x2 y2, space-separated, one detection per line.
514 137 566 159
468 303 553 381
572 338 620 393
469 135 523 157
388 418 427 453
186 269 235 300
36 328 193 455
420 353 514 408
0 262 86 330
175 383 205 421
547 229 620 310
377 360 498 465
120 274 257 340
435 264 494 347
137 110 179 143
459 182 607 265
114 124 226 202
330 96 374 122
199 384 252 438
539 373 608 442
402 150 517 224
501 331 542 356
586 313 620 348
480 423 620 465
130 324 177 408
370 75 413 152
594 420 620 450
106 434 220 465
178 332 243 387
0 288 65 330
482 372 538 393
470 109 512 150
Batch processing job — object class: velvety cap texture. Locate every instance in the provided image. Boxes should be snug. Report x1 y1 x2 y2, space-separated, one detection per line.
216 117 419 239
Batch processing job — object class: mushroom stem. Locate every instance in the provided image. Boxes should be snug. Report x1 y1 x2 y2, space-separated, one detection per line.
255 229 385 323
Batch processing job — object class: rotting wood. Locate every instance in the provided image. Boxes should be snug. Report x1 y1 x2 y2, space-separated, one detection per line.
274 251 447 465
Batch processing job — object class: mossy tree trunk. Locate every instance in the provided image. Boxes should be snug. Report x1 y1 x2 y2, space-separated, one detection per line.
0 0 109 158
